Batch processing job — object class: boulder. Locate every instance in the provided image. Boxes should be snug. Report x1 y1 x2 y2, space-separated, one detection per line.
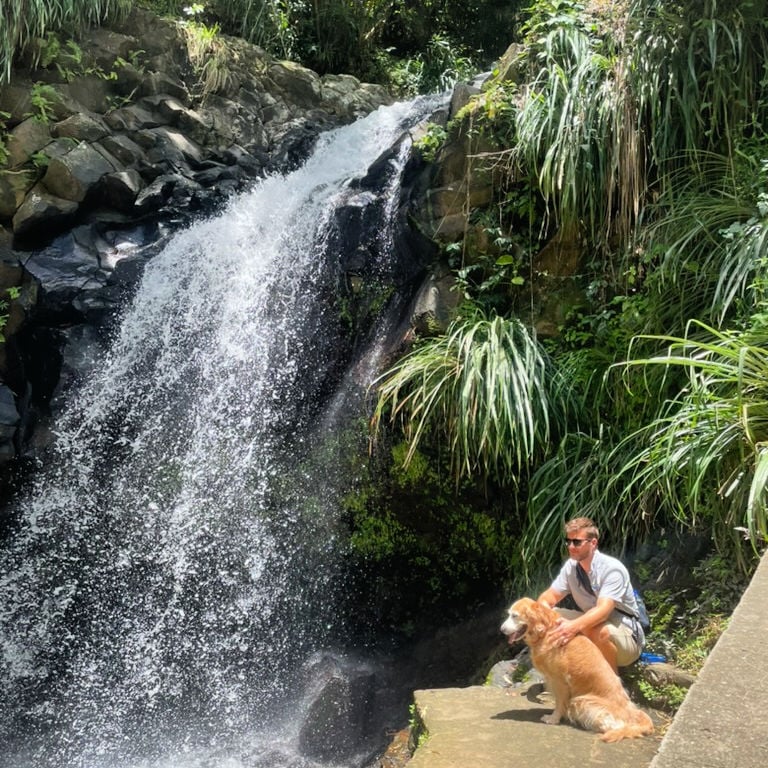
21 228 107 314
12 185 79 240
0 385 19 461
101 169 144 212
0 81 34 126
200 93 267 150
35 84 83 123
52 113 110 143
103 102 165 132
145 96 212 145
99 134 148 167
79 27 139 71
641 662 697 689
320 74 392 119
5 118 52 169
410 267 462 336
65 75 113 114
0 170 37 219
132 173 182 213
145 126 204 167
42 143 116 202
268 61 323 107
298 654 377 763
138 72 190 102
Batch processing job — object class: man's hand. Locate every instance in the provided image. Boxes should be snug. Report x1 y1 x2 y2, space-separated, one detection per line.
550 617 579 647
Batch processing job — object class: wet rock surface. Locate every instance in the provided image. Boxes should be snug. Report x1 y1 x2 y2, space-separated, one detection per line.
0 7 397 485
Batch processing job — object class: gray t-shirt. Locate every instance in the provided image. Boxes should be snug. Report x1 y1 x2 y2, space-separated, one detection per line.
551 549 641 631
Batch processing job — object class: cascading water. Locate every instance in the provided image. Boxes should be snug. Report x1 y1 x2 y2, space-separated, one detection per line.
0 96 441 768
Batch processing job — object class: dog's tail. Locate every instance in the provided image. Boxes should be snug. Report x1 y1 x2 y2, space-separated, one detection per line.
569 695 654 742
599 708 654 742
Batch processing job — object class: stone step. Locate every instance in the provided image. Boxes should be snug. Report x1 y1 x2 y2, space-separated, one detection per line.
407 685 662 768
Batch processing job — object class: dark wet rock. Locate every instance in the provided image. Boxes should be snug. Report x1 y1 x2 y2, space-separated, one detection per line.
0 169 37 219
298 654 380 764
5 117 52 168
0 385 20 459
52 113 110 143
12 186 79 241
101 169 145 212
42 142 116 203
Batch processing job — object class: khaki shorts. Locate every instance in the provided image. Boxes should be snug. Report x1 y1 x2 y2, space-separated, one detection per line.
556 608 642 667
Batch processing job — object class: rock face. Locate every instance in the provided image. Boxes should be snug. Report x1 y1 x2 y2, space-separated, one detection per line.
0 8 400 486
0 8 392 247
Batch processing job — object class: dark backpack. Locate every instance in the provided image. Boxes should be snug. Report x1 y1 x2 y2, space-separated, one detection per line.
633 588 651 633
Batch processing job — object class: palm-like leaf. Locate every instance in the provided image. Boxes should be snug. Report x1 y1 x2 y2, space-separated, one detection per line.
370 311 577 485
512 5 638 252
608 319 768 563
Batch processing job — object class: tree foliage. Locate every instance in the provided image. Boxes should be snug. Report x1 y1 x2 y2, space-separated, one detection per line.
370 0 768 582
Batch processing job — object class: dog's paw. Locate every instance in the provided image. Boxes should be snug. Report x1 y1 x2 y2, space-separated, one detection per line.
541 713 561 725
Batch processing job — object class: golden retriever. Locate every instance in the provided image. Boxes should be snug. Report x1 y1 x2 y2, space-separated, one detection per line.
500 597 654 742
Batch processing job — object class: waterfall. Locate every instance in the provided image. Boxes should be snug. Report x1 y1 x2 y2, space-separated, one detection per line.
0 96 441 768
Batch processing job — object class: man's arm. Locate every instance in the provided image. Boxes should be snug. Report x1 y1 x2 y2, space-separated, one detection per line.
550 595 616 645
567 595 615 632
538 587 566 608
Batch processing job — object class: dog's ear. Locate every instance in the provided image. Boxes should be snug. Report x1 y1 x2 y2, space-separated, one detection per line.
531 601 555 635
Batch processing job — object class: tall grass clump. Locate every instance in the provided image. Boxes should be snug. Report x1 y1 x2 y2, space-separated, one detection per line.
0 0 131 85
511 0 639 253
628 0 768 178
370 309 578 487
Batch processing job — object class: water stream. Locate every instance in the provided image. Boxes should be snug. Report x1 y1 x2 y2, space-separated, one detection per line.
0 96 440 768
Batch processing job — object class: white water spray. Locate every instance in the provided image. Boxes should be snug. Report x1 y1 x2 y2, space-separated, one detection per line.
0 96 441 768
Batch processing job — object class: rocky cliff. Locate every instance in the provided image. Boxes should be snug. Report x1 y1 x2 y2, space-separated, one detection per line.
0 8 398 489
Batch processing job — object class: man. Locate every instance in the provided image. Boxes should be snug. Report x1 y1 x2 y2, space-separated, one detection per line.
537 516 644 673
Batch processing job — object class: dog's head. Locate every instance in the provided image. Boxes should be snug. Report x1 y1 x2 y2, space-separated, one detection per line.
500 597 557 645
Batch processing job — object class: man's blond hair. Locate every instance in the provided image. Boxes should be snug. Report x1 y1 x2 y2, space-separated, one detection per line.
564 516 599 540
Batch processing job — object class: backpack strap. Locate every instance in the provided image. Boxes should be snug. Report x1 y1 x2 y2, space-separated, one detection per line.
574 563 595 595
575 563 641 623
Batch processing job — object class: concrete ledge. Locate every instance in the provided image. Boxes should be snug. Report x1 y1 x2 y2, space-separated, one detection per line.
650 549 768 768
405 549 768 768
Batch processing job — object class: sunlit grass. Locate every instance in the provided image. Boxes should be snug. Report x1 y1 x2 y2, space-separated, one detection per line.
370 310 578 487
0 0 131 84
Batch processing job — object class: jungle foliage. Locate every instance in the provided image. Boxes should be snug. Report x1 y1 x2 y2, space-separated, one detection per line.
0 0 523 94
369 0 768 606
0 0 132 84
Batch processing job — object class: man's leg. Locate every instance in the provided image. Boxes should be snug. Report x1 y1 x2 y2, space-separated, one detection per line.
604 619 642 668
583 623 618 672
555 608 623 672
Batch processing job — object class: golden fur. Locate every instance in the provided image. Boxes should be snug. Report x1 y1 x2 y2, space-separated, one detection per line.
500 597 654 742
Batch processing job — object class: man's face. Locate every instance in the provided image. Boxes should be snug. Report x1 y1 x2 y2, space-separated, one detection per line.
565 528 596 561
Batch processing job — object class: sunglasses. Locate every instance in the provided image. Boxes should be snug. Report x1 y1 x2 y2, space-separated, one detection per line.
565 538 591 547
